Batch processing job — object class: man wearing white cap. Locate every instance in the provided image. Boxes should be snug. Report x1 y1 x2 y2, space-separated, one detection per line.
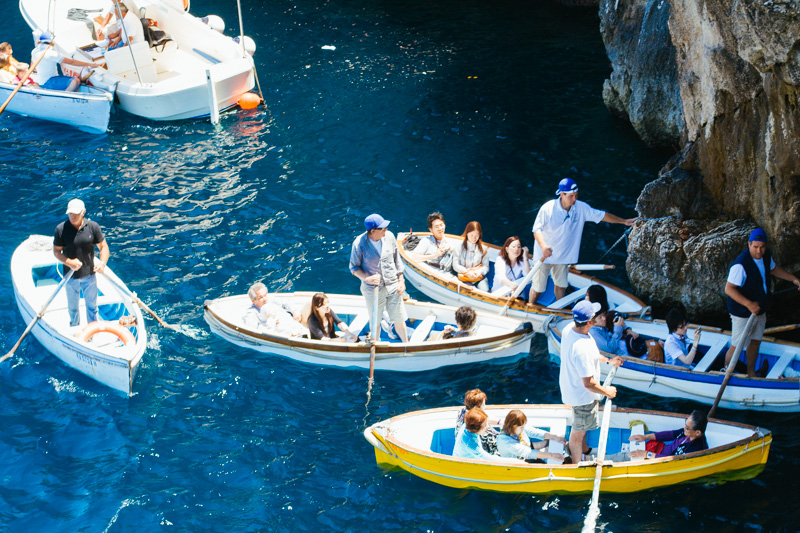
529 178 637 306
559 300 623 464
53 199 110 327
349 213 409 343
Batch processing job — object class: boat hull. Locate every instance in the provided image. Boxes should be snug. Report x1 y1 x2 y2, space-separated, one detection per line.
204 293 534 371
365 405 771 494
0 83 112 133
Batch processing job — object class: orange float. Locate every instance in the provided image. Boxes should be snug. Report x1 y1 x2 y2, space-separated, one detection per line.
238 92 261 109
77 321 136 346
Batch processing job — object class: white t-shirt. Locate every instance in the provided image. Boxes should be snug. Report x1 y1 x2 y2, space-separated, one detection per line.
727 257 775 294
120 11 145 45
559 322 602 406
30 44 60 85
532 199 605 264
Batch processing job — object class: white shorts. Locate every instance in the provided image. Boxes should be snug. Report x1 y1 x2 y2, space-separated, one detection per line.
361 284 408 324
532 263 569 293
730 313 767 345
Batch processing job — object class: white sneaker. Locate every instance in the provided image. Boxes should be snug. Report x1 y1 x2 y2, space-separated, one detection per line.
380 319 397 339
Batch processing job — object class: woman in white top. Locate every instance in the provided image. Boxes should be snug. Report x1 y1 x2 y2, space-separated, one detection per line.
492 236 530 299
452 221 490 292
496 410 566 463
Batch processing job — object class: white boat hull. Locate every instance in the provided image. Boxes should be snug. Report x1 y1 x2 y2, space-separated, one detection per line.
11 235 147 395
204 293 534 371
547 318 800 412
0 82 112 133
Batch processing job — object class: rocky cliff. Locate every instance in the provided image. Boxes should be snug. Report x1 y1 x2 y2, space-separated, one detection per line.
599 0 800 319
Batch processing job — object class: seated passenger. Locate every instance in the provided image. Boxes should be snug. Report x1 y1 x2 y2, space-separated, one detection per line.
106 2 145 50
497 409 566 464
492 236 531 300
93 1 117 40
606 410 709 462
585 284 609 313
589 310 625 355
453 407 515 463
452 221 490 292
454 388 499 454
411 212 454 273
242 282 306 336
664 307 701 368
0 42 29 77
30 33 102 92
0 54 20 84
434 305 477 341
308 292 356 342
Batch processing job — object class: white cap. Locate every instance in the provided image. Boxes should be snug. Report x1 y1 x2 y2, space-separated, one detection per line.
66 199 85 214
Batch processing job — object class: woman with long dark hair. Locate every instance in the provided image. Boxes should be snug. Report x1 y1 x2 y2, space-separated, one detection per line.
452 221 490 292
492 236 531 300
308 293 356 341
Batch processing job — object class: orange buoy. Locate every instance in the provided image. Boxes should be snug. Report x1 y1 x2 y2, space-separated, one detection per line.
238 92 261 109
77 321 136 346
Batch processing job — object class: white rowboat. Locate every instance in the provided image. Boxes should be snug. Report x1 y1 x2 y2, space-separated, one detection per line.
10 235 147 395
204 292 535 371
20 0 255 121
398 232 649 333
547 317 800 412
0 81 113 133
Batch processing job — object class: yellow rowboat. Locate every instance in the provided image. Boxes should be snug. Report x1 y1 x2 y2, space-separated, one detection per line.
364 405 770 494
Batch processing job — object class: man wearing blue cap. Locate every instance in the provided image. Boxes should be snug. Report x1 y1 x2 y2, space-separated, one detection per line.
559 300 623 464
350 213 409 343
529 178 637 306
724 228 800 376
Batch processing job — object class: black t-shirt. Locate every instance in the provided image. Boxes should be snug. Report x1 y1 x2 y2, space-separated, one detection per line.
53 218 105 279
308 310 343 340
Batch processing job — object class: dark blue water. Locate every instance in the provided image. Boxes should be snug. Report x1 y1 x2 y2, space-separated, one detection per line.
1 0 797 530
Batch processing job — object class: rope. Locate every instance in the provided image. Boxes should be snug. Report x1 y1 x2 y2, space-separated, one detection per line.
596 227 631 263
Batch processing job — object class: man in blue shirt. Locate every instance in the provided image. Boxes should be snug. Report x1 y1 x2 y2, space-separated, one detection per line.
349 214 409 342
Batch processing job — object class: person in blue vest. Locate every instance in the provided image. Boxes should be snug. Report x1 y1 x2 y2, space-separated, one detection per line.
724 228 800 377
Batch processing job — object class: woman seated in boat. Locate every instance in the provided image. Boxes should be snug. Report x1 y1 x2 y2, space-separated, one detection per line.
492 236 531 300
606 410 709 462
454 389 500 454
308 292 357 342
0 43 29 78
433 306 477 341
664 307 701 368
586 284 609 313
452 221 490 292
497 410 566 464
453 408 514 463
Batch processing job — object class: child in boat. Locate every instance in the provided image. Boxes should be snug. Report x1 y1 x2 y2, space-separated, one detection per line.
433 305 477 341
606 410 709 462
497 410 566 464
307 292 356 342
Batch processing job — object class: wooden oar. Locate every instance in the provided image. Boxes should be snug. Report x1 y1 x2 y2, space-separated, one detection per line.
571 264 616 271
0 42 53 117
101 272 178 331
582 365 619 533
763 323 800 335
499 256 545 316
366 286 380 403
709 313 756 418
1 269 74 364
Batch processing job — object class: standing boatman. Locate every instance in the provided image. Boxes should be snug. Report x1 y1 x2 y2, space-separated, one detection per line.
724 228 800 377
529 178 637 305
350 213 409 343
53 199 110 327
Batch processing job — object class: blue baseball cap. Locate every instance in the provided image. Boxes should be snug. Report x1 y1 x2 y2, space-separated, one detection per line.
364 213 390 231
573 301 601 323
555 178 578 196
748 228 766 243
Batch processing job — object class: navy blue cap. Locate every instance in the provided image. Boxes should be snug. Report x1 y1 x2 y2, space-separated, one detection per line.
364 213 390 231
573 301 601 323
555 178 578 196
748 228 766 243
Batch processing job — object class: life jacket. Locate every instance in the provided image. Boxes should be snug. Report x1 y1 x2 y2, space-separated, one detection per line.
727 248 772 318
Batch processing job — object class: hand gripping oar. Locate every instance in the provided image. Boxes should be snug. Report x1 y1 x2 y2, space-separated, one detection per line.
101 271 178 331
1 269 74 363
582 365 619 533
499 256 545 316
366 285 380 403
709 313 756 418
0 42 54 117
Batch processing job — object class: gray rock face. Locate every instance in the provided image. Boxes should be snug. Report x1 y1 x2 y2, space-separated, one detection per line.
599 0 684 147
600 0 800 317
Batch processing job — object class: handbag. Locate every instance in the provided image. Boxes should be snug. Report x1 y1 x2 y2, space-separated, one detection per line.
458 266 484 283
646 339 664 363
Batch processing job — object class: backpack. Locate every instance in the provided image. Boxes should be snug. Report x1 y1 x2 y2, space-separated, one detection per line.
140 18 173 51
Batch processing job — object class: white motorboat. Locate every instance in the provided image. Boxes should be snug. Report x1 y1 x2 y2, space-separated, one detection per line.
204 292 535 371
0 81 113 133
20 0 256 121
10 235 147 395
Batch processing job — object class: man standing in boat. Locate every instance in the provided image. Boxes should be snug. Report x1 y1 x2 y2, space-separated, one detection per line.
53 199 110 328
350 213 409 343
724 228 800 377
559 301 622 464
529 178 637 305
411 212 454 273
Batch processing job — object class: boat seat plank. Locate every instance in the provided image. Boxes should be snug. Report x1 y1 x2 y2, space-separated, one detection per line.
693 339 729 373
630 423 646 453
410 315 436 343
547 287 588 310
766 351 797 380
546 418 567 464
347 312 370 337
